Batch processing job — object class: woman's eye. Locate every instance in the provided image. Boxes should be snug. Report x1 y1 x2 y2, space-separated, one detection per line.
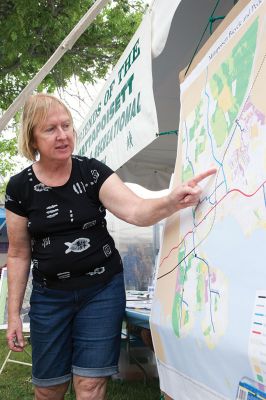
45 127 54 132
63 123 70 130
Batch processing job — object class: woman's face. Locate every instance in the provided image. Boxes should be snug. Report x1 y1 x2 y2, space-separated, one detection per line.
32 105 75 162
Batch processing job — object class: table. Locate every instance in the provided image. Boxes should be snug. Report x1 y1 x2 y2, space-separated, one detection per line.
125 308 150 330
122 292 154 382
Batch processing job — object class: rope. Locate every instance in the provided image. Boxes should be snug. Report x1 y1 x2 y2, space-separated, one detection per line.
184 0 223 77
209 16 225 34
156 130 178 137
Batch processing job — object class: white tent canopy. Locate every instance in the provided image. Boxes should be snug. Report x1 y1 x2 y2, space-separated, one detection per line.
117 0 238 190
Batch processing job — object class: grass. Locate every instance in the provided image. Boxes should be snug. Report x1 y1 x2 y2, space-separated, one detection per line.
0 331 161 399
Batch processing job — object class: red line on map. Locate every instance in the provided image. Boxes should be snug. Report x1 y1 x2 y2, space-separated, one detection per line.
159 180 266 268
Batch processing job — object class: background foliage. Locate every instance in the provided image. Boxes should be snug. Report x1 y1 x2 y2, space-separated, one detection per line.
0 0 146 191
0 0 145 109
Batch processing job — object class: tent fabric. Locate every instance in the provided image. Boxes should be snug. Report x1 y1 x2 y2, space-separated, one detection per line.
117 134 178 190
121 0 236 191
150 0 182 59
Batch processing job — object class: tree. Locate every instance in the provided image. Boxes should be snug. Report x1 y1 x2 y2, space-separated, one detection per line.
0 0 146 110
0 135 19 201
0 0 146 185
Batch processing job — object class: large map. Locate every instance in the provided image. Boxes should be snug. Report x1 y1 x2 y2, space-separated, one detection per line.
150 1 266 399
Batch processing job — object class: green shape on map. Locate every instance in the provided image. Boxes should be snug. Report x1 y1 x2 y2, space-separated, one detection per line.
253 210 260 220
172 253 195 337
210 18 258 148
196 269 204 308
189 101 203 141
172 292 182 337
195 127 207 162
214 295 218 312
178 248 186 263
184 309 189 325
179 264 186 286
182 164 194 182
187 254 193 272
211 107 228 147
203 325 212 337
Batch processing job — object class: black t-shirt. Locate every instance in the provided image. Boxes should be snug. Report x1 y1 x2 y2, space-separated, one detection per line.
5 155 123 290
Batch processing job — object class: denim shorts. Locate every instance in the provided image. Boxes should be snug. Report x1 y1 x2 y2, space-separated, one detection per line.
29 272 126 387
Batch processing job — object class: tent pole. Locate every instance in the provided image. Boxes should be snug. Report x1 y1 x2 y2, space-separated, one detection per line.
0 0 110 134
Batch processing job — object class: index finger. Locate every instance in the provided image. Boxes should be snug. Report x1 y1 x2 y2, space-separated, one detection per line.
187 168 217 187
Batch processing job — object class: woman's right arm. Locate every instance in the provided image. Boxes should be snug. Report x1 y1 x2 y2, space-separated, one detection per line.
5 210 31 352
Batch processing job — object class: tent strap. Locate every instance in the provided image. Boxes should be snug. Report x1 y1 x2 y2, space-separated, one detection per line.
184 0 223 77
209 16 225 34
156 130 178 137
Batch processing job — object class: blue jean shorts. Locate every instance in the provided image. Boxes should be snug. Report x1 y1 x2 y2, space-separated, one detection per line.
29 272 126 387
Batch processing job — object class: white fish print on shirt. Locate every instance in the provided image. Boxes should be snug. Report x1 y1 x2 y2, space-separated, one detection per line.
64 238 91 254
83 220 96 229
34 183 52 192
90 170 99 185
27 168 33 182
31 238 36 251
46 204 59 218
73 181 87 194
5 194 14 202
57 272 71 280
72 156 83 162
42 237 50 248
69 210 74 222
86 267 105 276
103 244 112 257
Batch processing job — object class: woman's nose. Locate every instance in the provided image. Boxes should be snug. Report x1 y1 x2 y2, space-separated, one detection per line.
56 127 67 139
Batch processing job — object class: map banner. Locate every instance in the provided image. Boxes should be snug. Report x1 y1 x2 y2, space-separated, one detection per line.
150 0 266 399
76 12 158 170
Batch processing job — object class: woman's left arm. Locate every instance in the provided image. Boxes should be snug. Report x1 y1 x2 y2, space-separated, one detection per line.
99 168 216 227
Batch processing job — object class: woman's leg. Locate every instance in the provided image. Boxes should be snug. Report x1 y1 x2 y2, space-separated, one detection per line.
73 376 107 400
71 273 126 396
34 382 69 400
29 283 74 390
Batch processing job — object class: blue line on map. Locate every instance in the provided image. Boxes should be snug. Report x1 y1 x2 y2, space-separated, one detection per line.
254 322 263 325
210 289 220 298
204 67 228 192
208 181 224 205
255 313 265 317
195 254 215 333
263 184 266 207
182 300 189 307
235 119 245 134
198 180 224 206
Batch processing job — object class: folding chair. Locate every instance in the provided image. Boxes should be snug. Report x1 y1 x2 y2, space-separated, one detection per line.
0 335 32 375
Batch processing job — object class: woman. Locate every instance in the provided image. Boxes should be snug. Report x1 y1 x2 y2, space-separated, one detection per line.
5 93 216 400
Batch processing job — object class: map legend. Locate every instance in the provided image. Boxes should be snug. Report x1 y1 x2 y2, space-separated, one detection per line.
249 291 266 386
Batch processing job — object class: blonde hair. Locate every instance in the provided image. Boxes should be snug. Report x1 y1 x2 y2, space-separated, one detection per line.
18 93 74 161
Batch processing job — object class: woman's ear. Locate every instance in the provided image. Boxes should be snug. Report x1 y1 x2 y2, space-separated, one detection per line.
31 135 38 151
31 139 37 150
